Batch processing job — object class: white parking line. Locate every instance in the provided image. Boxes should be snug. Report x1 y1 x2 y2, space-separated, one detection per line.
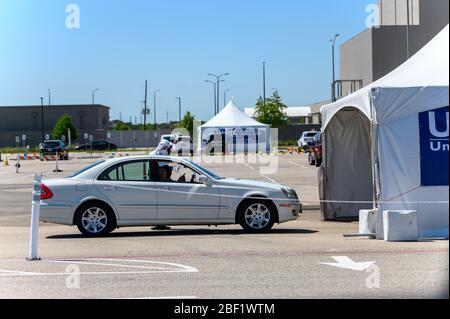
114 296 197 299
242 162 254 170
289 160 308 169
0 258 199 277
261 175 277 184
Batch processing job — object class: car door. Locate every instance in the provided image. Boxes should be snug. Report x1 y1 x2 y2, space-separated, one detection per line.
151 159 220 221
94 159 157 221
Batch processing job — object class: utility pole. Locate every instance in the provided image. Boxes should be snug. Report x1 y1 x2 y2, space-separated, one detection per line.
166 110 169 124
262 61 266 105
154 89 160 133
175 97 182 122
143 80 148 130
92 88 99 105
40 97 44 143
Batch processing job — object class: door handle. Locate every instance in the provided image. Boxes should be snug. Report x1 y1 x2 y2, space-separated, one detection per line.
104 185 115 191
161 186 171 191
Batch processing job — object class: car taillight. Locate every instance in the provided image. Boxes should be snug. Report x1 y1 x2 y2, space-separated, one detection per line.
40 184 53 200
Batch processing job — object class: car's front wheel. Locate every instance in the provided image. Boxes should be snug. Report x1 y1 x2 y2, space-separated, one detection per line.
308 153 316 166
76 202 116 237
238 199 276 233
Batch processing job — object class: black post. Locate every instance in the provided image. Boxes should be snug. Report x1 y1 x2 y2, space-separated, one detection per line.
40 97 44 142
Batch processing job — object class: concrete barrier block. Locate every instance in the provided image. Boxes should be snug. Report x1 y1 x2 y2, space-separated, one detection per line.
359 209 378 235
383 210 418 242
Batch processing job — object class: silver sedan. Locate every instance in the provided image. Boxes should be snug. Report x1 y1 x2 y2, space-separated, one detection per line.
39 156 301 236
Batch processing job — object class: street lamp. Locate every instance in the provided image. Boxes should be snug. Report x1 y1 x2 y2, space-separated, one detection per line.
92 88 100 105
205 80 217 116
330 34 340 101
175 97 182 122
208 73 229 115
40 97 44 143
223 89 230 107
262 61 266 105
153 89 160 129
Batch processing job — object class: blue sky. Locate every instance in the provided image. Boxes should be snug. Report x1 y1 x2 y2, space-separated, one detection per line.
0 0 373 123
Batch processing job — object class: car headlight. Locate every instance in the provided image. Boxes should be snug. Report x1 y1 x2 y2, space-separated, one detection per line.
281 188 293 199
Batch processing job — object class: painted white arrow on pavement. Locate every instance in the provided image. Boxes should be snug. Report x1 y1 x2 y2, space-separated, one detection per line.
320 256 375 271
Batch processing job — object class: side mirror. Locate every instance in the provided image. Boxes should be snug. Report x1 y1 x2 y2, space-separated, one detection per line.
198 175 210 185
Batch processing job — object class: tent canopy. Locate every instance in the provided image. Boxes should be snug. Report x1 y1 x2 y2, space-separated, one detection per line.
321 25 449 130
197 100 271 153
201 100 269 128
319 25 449 238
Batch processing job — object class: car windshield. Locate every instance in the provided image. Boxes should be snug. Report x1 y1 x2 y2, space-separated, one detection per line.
187 161 224 180
305 133 317 137
44 142 60 147
68 160 105 178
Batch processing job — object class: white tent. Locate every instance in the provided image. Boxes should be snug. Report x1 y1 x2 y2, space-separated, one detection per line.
319 25 449 238
197 100 271 154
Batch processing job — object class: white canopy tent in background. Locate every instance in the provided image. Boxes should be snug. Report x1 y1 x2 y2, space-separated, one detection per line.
319 25 449 238
197 101 271 154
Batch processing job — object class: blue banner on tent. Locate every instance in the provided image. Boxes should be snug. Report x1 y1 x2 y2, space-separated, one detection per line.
419 106 449 186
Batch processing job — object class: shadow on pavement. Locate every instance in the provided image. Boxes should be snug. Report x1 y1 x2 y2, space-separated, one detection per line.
47 228 318 239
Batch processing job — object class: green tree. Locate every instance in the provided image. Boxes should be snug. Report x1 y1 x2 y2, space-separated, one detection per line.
253 91 288 128
178 111 195 136
114 121 132 131
52 113 78 141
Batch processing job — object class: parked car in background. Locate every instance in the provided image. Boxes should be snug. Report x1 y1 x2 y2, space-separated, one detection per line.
39 140 69 160
75 140 117 151
297 131 318 151
39 155 301 236
172 135 194 156
307 133 322 167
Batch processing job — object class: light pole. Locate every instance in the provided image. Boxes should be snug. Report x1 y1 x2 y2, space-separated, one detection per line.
262 61 266 105
48 89 51 106
175 97 182 122
92 88 99 105
223 89 230 107
208 73 229 115
330 34 340 101
40 97 44 143
205 80 217 116
153 89 160 131
406 0 410 59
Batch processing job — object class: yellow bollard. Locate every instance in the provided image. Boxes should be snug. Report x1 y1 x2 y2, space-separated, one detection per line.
4 155 9 166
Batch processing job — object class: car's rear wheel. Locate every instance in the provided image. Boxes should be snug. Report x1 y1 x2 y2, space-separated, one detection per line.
238 199 276 233
76 202 116 237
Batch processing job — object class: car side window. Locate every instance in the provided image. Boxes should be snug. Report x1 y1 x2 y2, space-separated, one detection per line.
154 160 201 184
98 160 150 181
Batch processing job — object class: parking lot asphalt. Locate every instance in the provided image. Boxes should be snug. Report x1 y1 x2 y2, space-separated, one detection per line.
0 152 448 299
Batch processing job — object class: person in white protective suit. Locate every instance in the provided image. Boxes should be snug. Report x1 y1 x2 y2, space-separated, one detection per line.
150 139 172 156
150 139 172 230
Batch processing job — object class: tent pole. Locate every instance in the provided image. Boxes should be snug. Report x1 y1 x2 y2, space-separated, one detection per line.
369 89 380 210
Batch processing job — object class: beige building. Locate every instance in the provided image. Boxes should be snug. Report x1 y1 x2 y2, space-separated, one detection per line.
338 0 449 98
